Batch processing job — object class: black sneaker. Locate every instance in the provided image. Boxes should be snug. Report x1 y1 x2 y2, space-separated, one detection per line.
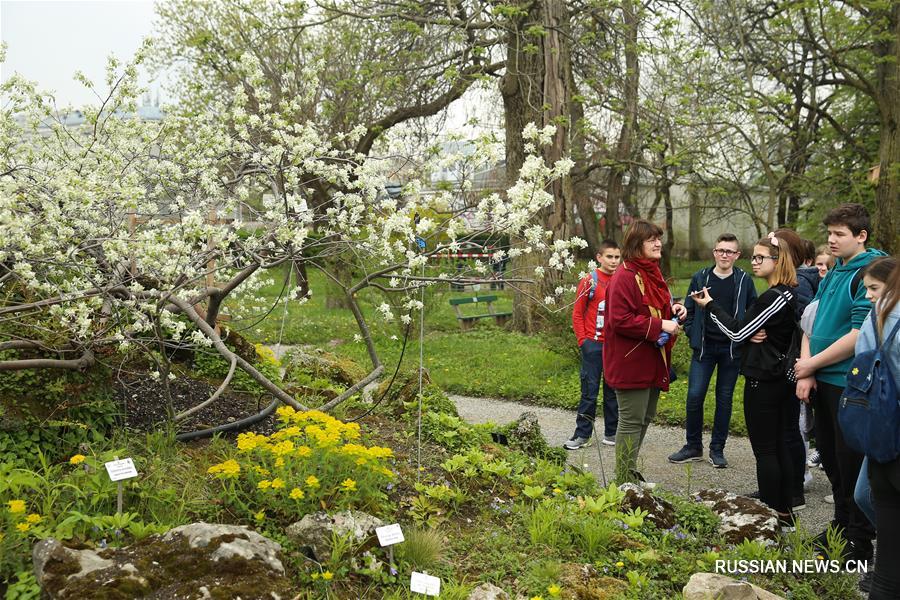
708 450 728 468
845 538 874 564
668 446 703 464
812 523 846 555
792 494 806 511
746 490 761 499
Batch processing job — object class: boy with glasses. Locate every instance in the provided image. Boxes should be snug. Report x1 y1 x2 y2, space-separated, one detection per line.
668 233 757 468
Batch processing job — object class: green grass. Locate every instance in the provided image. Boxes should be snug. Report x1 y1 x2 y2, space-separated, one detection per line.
227 258 760 435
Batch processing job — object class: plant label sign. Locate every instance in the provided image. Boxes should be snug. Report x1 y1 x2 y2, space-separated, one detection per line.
105 458 138 482
410 572 440 596
375 523 404 547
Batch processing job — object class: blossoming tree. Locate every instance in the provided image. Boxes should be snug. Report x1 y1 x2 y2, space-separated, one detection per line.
0 46 583 422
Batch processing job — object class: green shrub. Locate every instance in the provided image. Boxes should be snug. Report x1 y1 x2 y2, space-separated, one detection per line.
0 395 116 467
205 407 395 524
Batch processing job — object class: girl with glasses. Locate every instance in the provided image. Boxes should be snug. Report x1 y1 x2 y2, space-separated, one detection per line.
692 235 800 530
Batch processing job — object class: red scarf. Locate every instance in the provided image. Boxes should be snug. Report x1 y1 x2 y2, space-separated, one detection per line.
628 258 671 314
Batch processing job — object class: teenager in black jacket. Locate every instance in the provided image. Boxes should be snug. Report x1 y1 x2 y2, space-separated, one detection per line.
693 235 799 527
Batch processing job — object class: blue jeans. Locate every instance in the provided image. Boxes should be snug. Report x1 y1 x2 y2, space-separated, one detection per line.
575 340 617 439
854 456 876 527
685 343 741 452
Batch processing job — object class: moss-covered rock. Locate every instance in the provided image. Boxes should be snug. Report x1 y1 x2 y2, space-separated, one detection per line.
558 563 629 599
497 411 567 464
33 523 294 599
283 349 367 387
693 488 779 546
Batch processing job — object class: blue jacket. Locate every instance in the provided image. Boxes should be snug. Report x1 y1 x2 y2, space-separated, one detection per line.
683 266 758 359
792 266 820 318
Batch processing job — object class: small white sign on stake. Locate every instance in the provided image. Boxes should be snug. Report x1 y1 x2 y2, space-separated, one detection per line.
375 523 405 547
105 458 138 482
410 572 441 596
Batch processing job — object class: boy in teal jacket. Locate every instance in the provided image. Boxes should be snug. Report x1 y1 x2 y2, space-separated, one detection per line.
795 203 886 563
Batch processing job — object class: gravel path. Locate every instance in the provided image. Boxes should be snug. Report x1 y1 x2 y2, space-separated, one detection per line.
452 394 834 537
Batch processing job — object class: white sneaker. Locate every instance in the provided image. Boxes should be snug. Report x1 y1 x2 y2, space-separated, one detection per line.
824 494 834 504
807 449 821 468
602 436 616 446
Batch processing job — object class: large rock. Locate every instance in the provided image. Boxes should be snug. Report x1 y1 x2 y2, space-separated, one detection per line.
467 582 509 600
33 523 292 599
559 563 628 598
618 483 677 530
286 510 383 562
283 349 366 387
683 573 786 600
498 412 567 463
693 489 778 545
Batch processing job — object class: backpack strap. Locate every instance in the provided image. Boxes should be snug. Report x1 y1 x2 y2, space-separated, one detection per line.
588 269 599 301
772 287 797 321
877 315 900 348
849 268 864 300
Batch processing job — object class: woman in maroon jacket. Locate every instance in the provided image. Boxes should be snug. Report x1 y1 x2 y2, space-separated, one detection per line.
604 220 686 484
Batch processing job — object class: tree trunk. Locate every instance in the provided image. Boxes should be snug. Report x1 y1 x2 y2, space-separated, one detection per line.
688 180 702 260
324 259 352 309
604 0 640 243
873 2 900 254
503 0 574 333
569 76 600 255
655 156 674 279
542 0 575 243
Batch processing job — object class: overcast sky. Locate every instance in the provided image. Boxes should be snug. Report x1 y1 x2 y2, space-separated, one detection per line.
1 0 160 107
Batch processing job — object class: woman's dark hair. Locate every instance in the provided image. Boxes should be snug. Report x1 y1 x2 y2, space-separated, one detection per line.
773 228 805 268
862 257 898 285
802 239 817 264
621 220 664 261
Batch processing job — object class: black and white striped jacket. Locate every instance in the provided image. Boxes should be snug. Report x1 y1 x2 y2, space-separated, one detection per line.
705 284 798 381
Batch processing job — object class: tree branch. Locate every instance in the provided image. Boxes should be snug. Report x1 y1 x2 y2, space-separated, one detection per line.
0 350 95 371
174 355 237 422
165 295 305 410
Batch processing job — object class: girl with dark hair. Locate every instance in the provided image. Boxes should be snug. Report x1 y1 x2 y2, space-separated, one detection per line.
693 235 799 528
603 220 686 484
854 256 899 599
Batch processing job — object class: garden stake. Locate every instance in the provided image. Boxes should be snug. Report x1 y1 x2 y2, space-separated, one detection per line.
113 455 124 515
591 416 608 487
416 252 426 483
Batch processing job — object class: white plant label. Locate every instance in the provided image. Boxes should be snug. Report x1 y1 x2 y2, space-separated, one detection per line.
375 523 405 546
105 458 138 482
410 572 441 596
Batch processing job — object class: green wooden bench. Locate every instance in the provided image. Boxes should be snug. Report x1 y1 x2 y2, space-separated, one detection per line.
448 295 512 330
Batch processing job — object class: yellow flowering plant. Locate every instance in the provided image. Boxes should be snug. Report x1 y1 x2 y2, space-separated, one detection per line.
206 407 395 523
